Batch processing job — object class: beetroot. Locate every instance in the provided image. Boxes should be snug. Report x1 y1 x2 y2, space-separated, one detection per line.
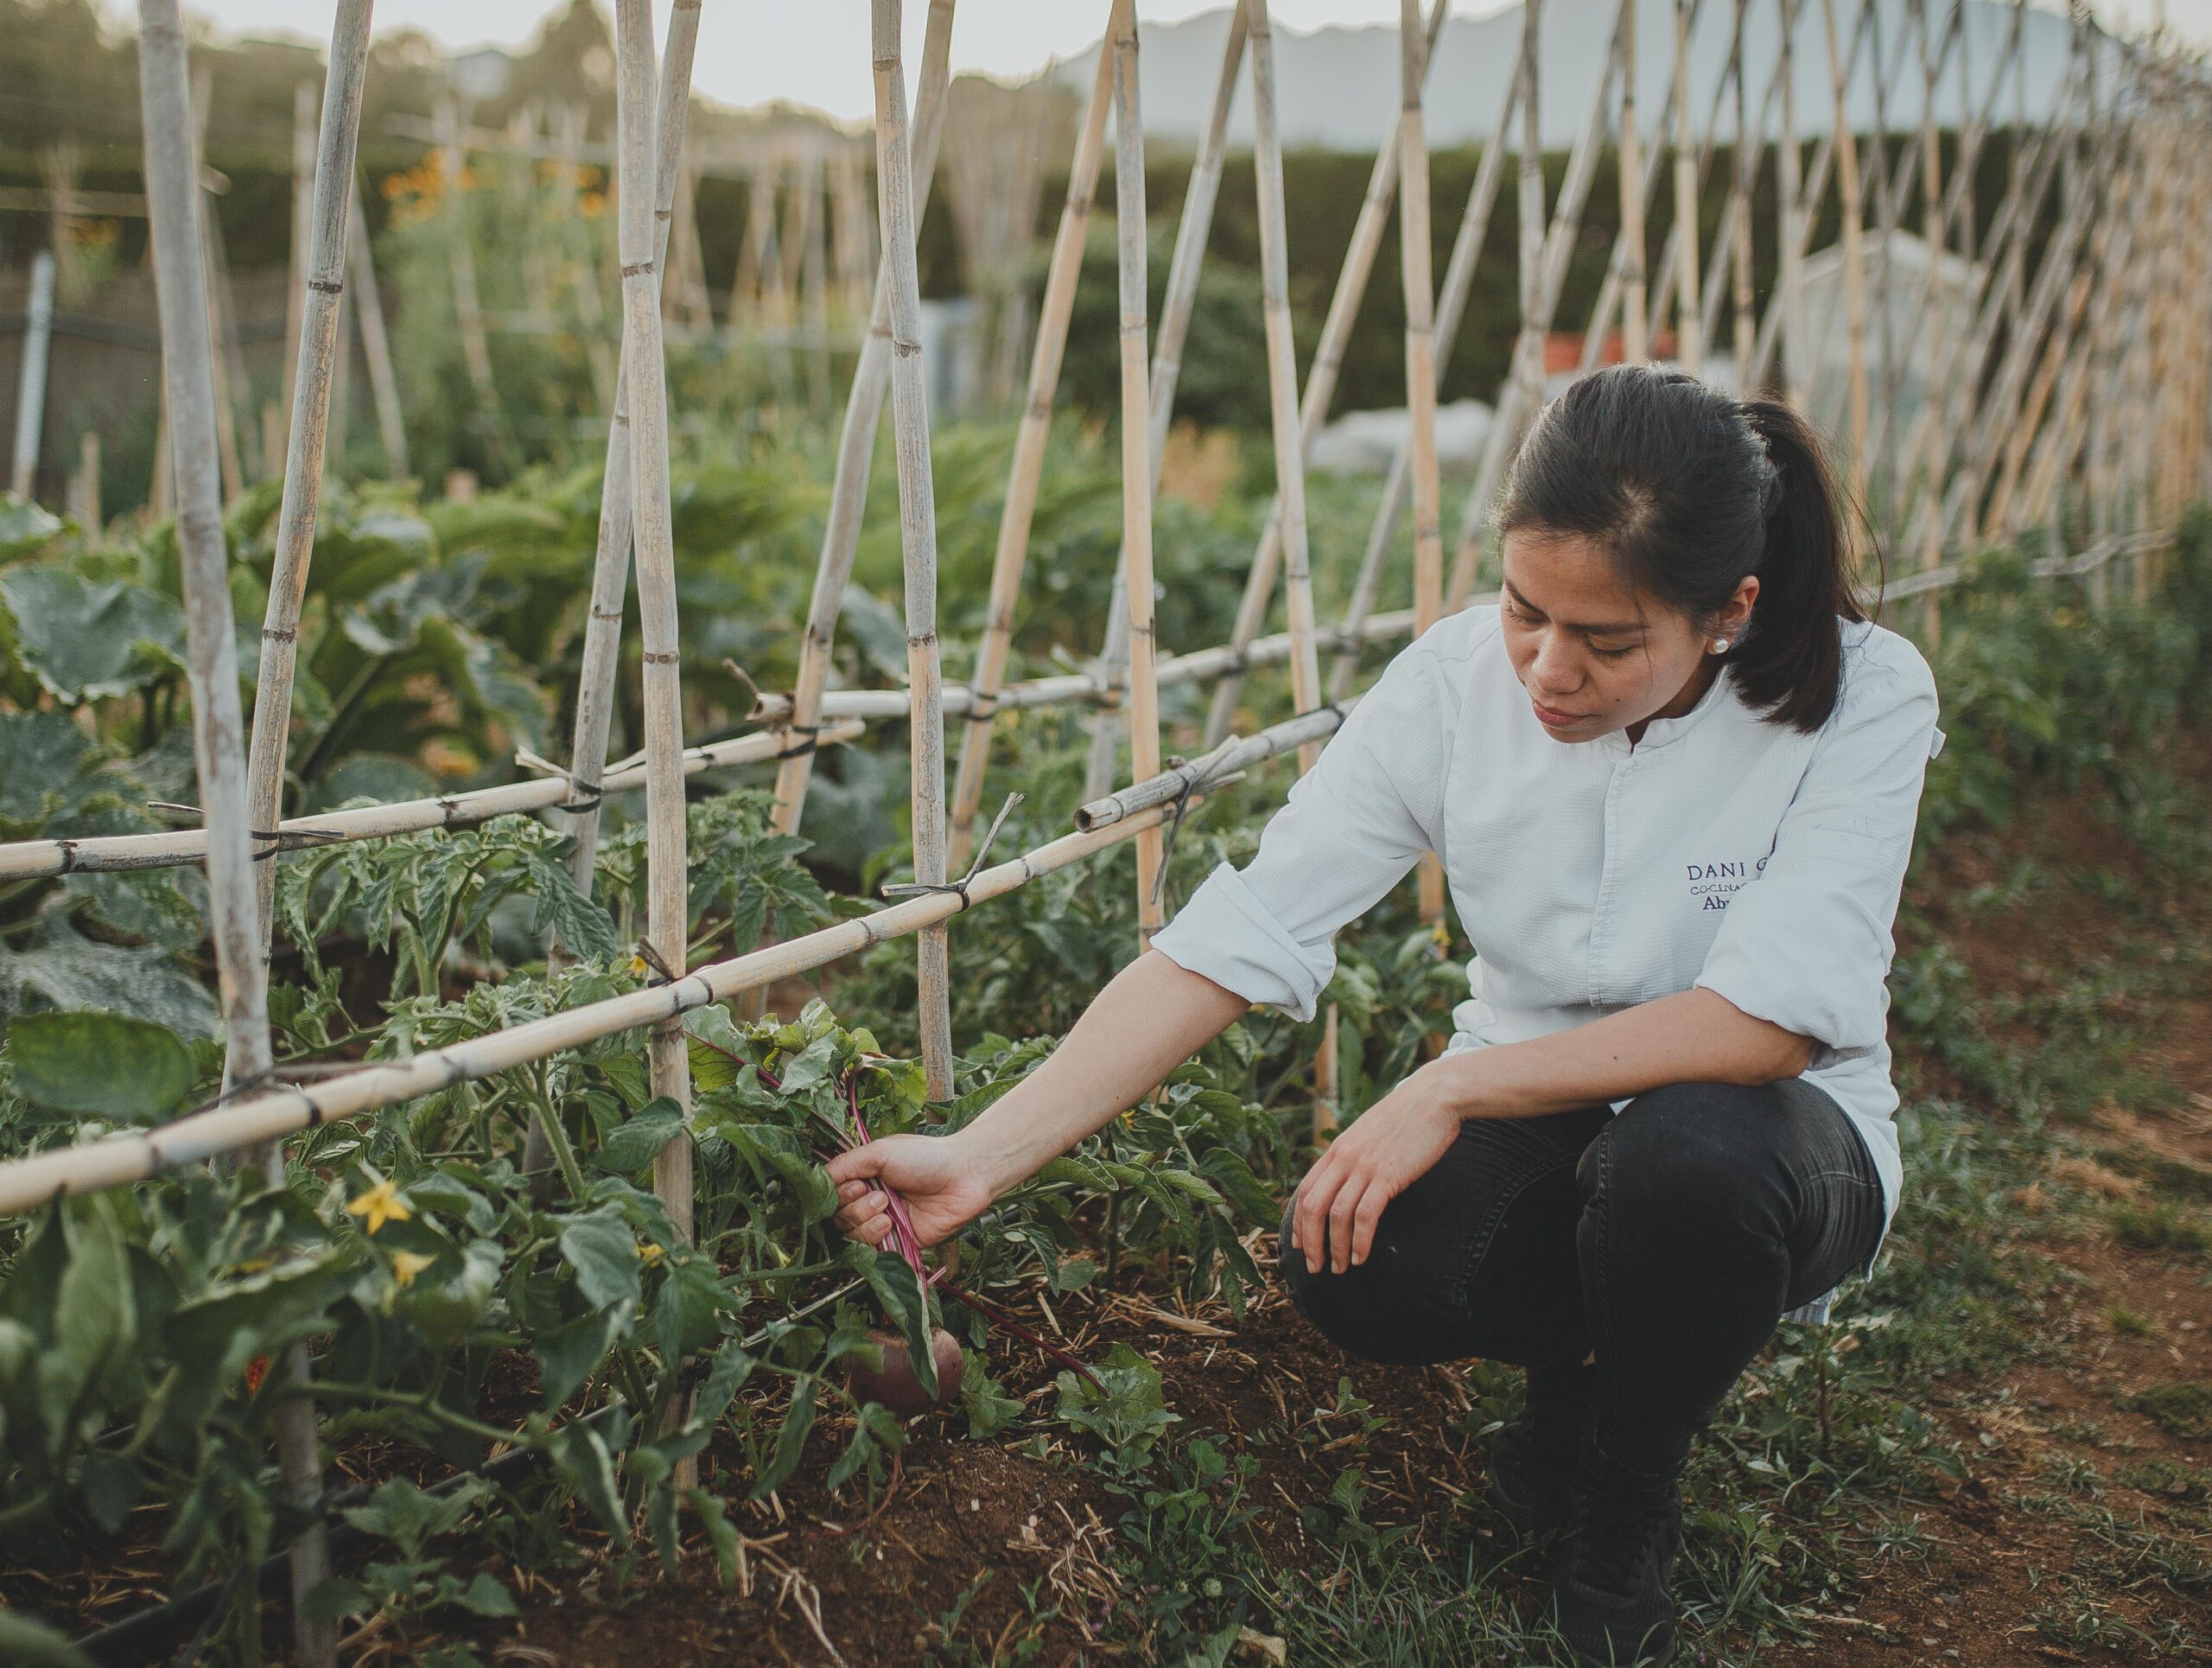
846 1327 965 1418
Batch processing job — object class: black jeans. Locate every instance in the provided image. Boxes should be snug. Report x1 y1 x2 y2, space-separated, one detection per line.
1279 1078 1887 1477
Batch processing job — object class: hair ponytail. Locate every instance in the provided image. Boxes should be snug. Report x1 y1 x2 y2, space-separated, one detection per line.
1733 398 1867 731
1498 365 1872 735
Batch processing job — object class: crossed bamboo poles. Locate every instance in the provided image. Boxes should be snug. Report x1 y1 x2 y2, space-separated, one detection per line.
17 7 2212 1640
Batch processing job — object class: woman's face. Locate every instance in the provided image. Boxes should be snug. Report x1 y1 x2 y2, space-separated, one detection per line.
1498 529 1756 744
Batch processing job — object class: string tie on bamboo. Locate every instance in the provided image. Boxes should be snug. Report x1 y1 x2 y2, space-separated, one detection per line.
513 748 606 816
632 938 684 988
146 800 346 858
770 725 825 761
881 792 1022 913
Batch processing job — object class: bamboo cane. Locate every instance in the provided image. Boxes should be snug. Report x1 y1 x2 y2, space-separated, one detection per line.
613 0 694 1239
870 0 955 1100
0 808 1163 1215
1865 0 1901 519
283 78 315 449
0 603 1447 885
189 68 246 503
0 723 863 883
755 605 1437 724
1399 0 1445 656
1245 0 1326 774
1516 0 1548 424
1727 5 1755 385
1201 0 1452 748
0 695 1363 1219
766 0 955 846
244 0 375 945
1638 0 1761 363
78 430 100 539
1694 13 1786 372
1330 47 1533 702
1760 0 1973 400
137 6 331 1661
1822 0 1868 498
554 101 619 413
1084 3 1253 800
557 0 704 910
1110 9 1166 949
1446 0 1634 608
438 97 505 469
1986 22 2100 539
1397 0 1446 929
1902 35 2094 561
1673 0 1703 374
8 251 52 500
1913 0 1949 618
1618 0 1648 364
1909 0 2031 524
1775 0 1803 405
946 1 1125 865
348 177 409 475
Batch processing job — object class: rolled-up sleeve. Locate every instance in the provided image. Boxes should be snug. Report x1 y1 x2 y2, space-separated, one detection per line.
1694 649 1942 1061
1150 635 1454 1022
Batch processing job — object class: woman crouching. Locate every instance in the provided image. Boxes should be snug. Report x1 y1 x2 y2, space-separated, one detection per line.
823 364 1942 1667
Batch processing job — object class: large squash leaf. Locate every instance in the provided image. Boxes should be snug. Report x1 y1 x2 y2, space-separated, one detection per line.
0 565 186 703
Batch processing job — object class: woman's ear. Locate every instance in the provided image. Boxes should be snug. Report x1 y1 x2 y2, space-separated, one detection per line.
1710 575 1761 649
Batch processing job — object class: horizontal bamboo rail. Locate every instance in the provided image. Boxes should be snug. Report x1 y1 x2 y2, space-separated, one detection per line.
0 723 866 882
0 693 1375 1216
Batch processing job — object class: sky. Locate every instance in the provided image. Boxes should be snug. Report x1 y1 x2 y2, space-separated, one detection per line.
150 0 2207 121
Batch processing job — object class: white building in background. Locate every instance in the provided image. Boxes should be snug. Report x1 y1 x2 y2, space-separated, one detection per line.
1796 229 1977 452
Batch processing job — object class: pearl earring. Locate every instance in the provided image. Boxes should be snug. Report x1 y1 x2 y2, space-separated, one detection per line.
1712 638 1731 653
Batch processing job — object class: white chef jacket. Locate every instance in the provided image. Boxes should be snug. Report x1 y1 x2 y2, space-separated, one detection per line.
1152 603 1943 1321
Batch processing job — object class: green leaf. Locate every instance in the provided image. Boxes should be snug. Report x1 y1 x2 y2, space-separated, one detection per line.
519 850 619 961
0 710 103 833
686 1487 741 1588
750 1375 818 1500
557 1208 643 1310
0 920 220 1040
778 1030 841 1098
454 1571 517 1618
550 1421 627 1539
692 1338 759 1426
397 1238 502 1349
0 565 186 703
960 1357 1024 1439
859 1248 938 1403
652 1254 728 1367
6 1010 195 1122
0 493 65 557
596 1098 686 1175
0 1607 96 1667
43 1201 135 1442
532 1304 628 1410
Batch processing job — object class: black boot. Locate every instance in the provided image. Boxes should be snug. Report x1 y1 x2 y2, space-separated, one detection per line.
1486 1357 1596 1539
1549 1439 1686 1667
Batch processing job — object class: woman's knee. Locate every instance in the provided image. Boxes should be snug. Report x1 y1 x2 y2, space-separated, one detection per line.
1578 1082 1791 1236
1276 1198 1461 1365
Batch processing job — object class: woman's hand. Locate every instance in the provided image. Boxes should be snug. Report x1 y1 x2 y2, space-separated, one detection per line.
826 1133 998 1253
1291 1061 1465 1276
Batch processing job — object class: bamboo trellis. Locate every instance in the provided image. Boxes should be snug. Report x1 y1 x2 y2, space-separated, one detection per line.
4 0 2211 1271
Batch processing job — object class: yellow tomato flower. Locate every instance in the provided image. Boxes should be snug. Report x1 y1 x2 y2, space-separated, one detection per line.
346 1178 413 1235
637 1242 664 1266
390 1251 436 1288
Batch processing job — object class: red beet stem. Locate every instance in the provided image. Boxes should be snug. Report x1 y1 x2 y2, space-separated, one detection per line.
934 1280 1106 1392
844 1073 928 1280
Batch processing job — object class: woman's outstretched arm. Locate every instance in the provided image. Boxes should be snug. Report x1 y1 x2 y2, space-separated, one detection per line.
824 950 1249 1251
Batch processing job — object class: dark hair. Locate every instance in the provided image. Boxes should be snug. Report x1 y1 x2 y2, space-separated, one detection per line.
1496 363 1870 733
